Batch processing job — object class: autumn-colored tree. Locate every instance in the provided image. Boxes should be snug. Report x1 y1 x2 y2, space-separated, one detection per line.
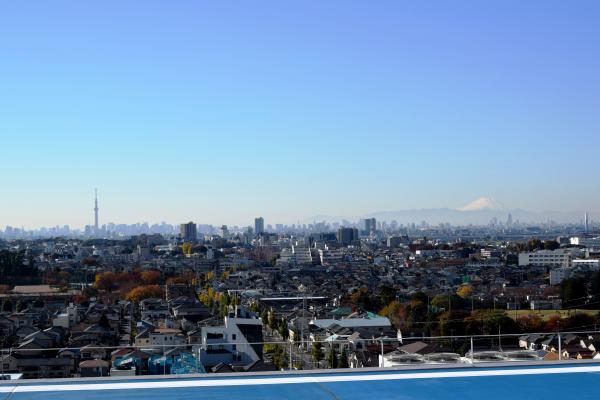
73 294 89 305
379 300 407 328
94 272 118 291
125 285 164 302
141 270 161 285
81 257 98 266
456 285 473 299
166 272 196 285
182 243 193 255
545 315 562 331
518 315 545 332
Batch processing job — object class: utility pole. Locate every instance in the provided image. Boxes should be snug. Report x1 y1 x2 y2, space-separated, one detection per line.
498 325 502 352
557 320 561 361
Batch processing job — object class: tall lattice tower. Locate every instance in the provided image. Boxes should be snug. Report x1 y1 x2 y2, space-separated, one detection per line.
94 188 99 234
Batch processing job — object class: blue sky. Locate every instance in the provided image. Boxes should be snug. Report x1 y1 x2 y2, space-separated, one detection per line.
1 1 599 228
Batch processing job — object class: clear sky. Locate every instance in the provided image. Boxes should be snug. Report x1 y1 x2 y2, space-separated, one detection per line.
1 1 599 228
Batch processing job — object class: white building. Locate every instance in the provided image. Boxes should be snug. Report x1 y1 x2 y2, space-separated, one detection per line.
572 259 600 271
198 306 263 369
278 246 313 266
570 236 600 248
52 304 79 328
518 249 575 268
134 327 186 348
318 248 342 265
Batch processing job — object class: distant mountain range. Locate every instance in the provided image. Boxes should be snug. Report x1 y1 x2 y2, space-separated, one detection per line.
307 197 591 226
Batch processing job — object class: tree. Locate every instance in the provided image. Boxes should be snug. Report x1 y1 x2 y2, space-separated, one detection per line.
94 271 118 291
564 313 594 330
379 300 406 328
268 311 277 330
561 277 587 307
327 346 338 369
16 300 26 312
518 315 545 332
543 240 560 251
2 300 12 312
431 294 464 312
456 285 473 299
140 270 161 285
379 286 397 306
338 347 349 368
464 310 521 336
437 310 469 337
590 272 600 299
125 285 164 302
260 308 269 325
350 287 380 311
182 243 193 256
311 341 323 366
32 298 45 308
278 318 289 340
263 344 286 370
99 313 110 329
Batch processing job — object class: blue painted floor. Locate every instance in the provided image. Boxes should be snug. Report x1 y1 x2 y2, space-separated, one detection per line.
2 364 600 400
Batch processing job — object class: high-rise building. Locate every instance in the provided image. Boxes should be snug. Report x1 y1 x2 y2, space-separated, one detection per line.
180 221 198 242
364 218 376 233
94 188 99 235
254 217 264 234
337 227 358 245
585 212 589 233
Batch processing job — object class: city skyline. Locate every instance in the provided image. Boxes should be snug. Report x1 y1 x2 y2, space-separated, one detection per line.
1 1 599 227
2 190 598 232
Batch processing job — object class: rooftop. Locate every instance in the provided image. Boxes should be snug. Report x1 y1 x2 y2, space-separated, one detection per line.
1 361 599 400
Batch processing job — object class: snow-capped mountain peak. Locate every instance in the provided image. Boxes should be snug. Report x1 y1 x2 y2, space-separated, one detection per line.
459 197 504 211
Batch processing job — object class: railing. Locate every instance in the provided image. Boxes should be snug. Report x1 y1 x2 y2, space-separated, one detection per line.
1 329 599 379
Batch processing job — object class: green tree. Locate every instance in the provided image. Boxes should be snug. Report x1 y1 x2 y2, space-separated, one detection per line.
264 344 286 370
378 286 397 306
16 300 26 312
99 313 110 329
561 277 587 307
268 311 277 330
590 272 600 299
338 347 349 368
32 298 45 308
326 346 338 369
543 240 560 251
311 341 323 366
350 287 380 311
260 308 269 325
278 318 289 340
2 300 12 312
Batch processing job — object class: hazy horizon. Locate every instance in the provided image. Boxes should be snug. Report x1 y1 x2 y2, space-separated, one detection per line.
1 1 599 228
4 195 597 230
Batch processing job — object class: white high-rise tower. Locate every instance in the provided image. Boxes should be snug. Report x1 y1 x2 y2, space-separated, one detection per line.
94 188 99 234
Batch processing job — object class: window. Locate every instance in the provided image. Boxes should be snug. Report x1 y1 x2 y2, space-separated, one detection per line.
232 334 237 341
232 344 237 350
